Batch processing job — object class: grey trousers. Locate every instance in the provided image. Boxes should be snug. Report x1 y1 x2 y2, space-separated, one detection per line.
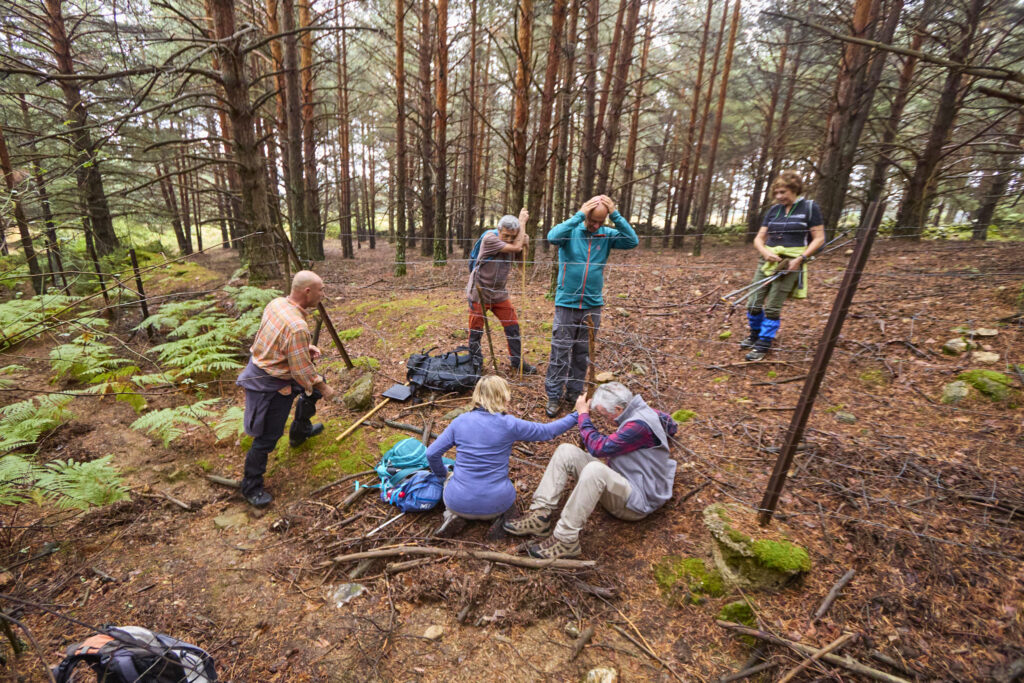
530 444 644 542
544 305 602 401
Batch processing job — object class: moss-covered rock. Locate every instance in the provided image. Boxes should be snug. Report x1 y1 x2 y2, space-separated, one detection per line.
342 373 375 410
671 409 696 423
717 600 755 627
653 555 725 605
958 369 1012 401
703 502 810 591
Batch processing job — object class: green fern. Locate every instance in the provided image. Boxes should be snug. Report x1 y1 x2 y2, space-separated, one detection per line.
224 285 281 313
31 455 130 510
82 365 147 413
0 364 27 389
137 299 217 333
130 398 223 446
50 338 130 383
0 394 74 453
0 293 84 349
0 454 37 506
213 405 245 441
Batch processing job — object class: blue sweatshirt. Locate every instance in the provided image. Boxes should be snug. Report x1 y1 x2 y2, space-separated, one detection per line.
426 408 578 517
547 210 639 309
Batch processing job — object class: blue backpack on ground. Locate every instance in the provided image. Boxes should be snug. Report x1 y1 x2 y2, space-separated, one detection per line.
468 229 499 272
373 438 452 510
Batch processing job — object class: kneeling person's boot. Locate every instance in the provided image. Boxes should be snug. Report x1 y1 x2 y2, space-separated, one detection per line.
740 310 764 350
528 535 581 559
289 390 324 447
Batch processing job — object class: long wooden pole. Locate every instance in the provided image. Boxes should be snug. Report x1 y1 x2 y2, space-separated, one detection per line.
475 285 500 374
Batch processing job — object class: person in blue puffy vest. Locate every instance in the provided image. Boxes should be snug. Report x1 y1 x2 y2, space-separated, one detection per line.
544 195 638 417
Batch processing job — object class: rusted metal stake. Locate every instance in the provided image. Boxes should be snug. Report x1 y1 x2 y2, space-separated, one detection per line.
128 248 150 336
585 314 597 399
758 201 883 526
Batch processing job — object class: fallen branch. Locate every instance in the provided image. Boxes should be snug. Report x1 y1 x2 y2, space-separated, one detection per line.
778 632 855 683
719 661 776 682
152 489 192 511
331 544 595 570
338 485 371 511
309 469 375 496
716 620 910 683
571 624 596 660
752 374 807 386
812 568 856 622
206 474 240 488
336 397 392 442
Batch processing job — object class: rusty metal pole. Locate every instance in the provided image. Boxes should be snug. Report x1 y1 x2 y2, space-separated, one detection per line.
758 201 883 526
584 314 597 399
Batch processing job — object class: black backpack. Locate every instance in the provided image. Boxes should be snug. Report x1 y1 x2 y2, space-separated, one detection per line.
406 346 482 394
53 626 217 683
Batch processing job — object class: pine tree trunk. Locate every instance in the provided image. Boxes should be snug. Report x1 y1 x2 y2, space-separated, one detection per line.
42 0 120 256
0 124 44 294
745 26 789 243
280 0 309 260
595 0 642 195
432 0 449 264
553 0 580 228
594 0 627 166
895 0 982 238
394 0 409 274
510 0 535 210
619 0 656 219
972 114 1024 240
334 1 354 258
298 0 323 260
578 0 601 201
18 94 66 290
206 0 280 281
461 0 480 259
646 115 674 247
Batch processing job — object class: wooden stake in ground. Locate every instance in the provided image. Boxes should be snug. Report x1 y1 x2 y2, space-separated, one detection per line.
519 233 526 374
475 284 500 374
584 314 597 399
335 395 395 442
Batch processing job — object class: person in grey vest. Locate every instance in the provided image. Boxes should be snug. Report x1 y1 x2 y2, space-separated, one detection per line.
504 382 678 559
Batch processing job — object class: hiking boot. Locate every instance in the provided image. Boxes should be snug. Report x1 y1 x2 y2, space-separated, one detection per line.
244 488 273 508
503 507 552 536
739 333 759 350
545 397 561 418
745 338 773 362
528 535 581 559
289 422 324 448
510 359 538 375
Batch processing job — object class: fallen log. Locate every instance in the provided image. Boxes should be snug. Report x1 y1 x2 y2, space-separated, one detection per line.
716 620 910 683
331 544 595 570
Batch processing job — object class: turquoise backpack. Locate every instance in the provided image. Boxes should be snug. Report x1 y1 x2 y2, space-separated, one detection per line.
373 438 453 506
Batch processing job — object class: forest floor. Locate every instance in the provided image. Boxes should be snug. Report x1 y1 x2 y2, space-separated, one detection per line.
2 236 1023 682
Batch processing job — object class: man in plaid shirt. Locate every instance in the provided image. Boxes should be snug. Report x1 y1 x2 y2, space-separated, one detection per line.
236 271 335 507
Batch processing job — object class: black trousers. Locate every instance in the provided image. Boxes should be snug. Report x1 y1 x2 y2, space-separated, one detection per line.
241 390 321 495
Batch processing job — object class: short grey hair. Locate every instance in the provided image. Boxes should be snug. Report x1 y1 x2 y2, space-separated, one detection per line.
591 382 633 413
497 214 520 232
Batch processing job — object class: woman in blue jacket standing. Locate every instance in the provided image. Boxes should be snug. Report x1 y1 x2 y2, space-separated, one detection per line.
426 376 578 522
544 195 638 417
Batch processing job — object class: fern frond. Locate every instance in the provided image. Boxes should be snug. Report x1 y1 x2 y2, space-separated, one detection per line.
34 456 130 510
213 406 245 441
0 454 39 507
0 394 74 453
130 398 223 446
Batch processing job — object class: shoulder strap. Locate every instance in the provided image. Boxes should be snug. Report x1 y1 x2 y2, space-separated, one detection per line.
471 230 501 272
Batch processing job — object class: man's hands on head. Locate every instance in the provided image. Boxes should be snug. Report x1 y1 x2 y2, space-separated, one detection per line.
574 394 590 415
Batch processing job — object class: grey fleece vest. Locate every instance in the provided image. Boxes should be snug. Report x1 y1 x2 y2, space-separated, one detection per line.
609 395 677 515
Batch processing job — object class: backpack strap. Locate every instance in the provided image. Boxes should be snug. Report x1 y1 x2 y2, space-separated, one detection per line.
471 229 500 273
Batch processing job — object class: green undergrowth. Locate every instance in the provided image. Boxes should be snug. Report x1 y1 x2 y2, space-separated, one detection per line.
958 369 1014 401
718 600 758 646
672 409 696 423
653 555 725 604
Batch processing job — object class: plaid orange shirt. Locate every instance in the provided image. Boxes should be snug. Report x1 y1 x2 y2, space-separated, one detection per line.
250 297 320 394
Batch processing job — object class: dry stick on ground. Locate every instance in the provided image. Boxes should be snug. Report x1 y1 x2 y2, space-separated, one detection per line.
752 374 807 386
571 624 596 660
811 568 856 623
331 545 595 570
719 660 776 682
777 632 856 683
338 486 371 511
609 623 685 682
310 469 376 496
335 397 394 442
0 612 56 683
716 621 911 683
206 474 240 488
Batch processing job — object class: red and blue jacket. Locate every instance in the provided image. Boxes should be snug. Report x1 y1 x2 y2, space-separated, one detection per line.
547 210 638 309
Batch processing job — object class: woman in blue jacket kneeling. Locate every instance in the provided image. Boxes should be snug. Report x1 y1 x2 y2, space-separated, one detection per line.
426 376 578 522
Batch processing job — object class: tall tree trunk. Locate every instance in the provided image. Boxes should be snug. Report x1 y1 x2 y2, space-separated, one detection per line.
764 38 804 211
972 113 1024 240
298 0 323 259
673 0 720 249
553 0 580 227
176 148 194 253
578 0 601 201
157 162 190 255
418 0 436 256
462 0 480 259
432 0 449 264
594 0 627 163
619 0 655 219
18 94 66 290
264 0 292 241
280 0 309 260
745 26 789 243
691 0 740 256
511 0 535 209
645 114 674 247
395 0 409 274
895 0 983 238
525 0 568 262
207 0 280 280
334 1 354 258
42 0 119 256
0 124 44 294
595 0 642 195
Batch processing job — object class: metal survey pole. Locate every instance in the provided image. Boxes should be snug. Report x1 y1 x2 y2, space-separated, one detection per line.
758 201 883 526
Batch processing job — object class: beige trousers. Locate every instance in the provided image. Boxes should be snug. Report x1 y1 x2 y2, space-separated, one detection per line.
530 443 645 542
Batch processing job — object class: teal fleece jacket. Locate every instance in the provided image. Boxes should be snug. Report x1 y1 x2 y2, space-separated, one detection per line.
547 210 639 309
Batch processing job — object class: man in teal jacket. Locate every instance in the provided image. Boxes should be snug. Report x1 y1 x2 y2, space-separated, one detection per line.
544 195 638 417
